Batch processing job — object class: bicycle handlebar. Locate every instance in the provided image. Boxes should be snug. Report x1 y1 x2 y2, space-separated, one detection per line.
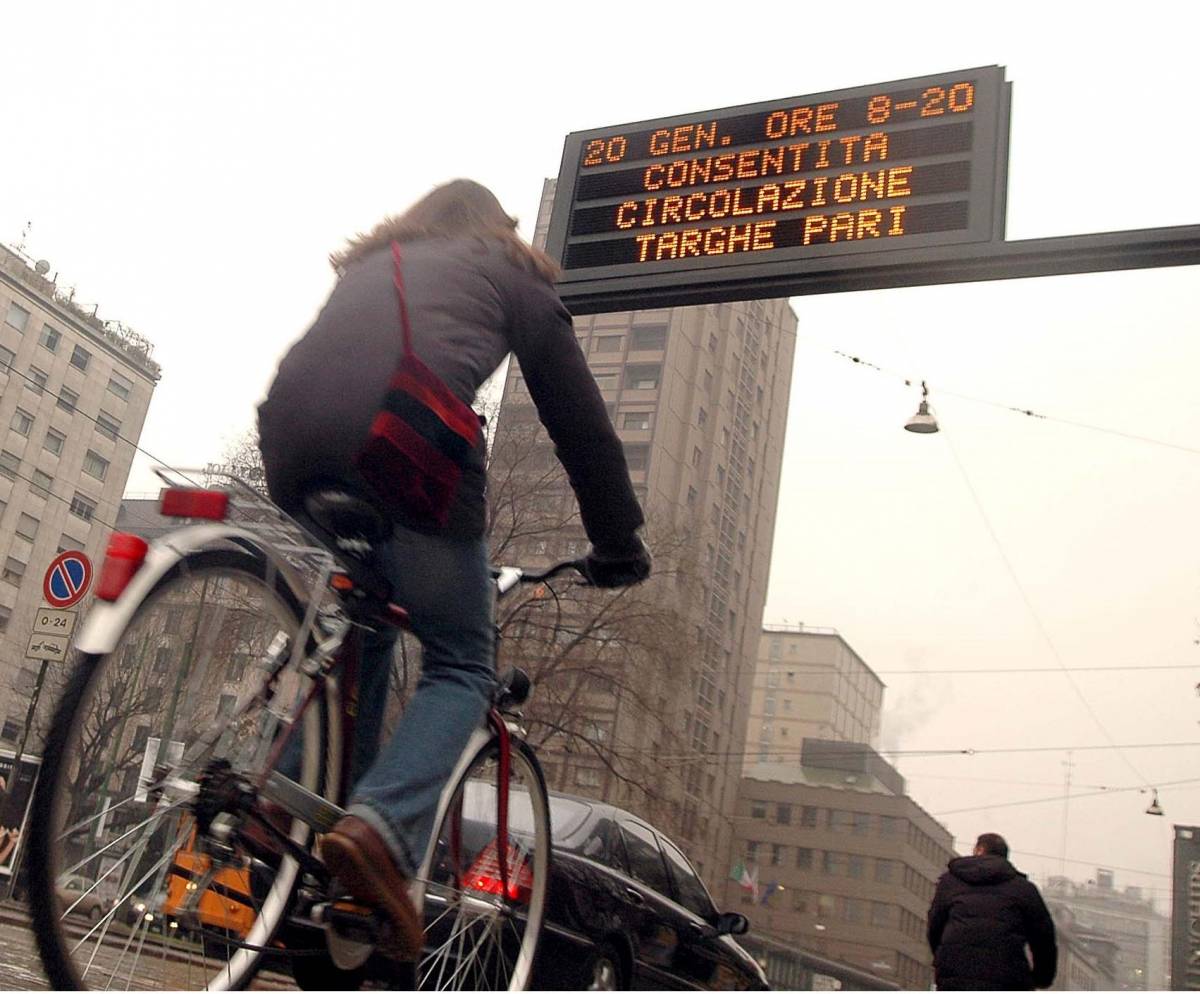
492 559 588 596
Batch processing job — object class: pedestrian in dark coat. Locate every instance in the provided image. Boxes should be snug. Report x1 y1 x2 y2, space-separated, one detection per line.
927 833 1057 990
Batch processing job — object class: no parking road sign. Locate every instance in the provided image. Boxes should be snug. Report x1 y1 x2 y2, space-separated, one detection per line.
43 550 92 609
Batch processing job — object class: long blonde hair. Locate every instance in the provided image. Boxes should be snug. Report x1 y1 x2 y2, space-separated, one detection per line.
329 179 559 282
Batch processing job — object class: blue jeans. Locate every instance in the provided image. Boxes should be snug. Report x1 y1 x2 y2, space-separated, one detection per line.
334 527 496 876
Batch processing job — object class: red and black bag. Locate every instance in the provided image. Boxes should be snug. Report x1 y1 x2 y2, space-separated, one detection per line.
355 241 482 529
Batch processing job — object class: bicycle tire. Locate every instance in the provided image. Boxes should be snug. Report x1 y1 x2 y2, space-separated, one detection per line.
415 731 551 992
28 545 334 991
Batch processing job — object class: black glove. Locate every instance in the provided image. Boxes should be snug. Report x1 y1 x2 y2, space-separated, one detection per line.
582 536 652 588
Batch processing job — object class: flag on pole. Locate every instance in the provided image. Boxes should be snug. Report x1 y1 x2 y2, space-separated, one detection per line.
730 860 760 901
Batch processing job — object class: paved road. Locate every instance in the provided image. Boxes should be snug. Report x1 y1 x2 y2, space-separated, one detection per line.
0 907 412 990
0 911 51 990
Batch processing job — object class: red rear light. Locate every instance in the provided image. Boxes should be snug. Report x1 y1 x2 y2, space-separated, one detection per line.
160 487 230 520
96 532 150 602
464 839 532 903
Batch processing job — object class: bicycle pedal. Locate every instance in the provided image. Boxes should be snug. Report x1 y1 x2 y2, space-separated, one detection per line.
317 899 380 971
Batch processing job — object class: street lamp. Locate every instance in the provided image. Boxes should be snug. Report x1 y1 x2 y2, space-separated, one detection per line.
904 381 940 434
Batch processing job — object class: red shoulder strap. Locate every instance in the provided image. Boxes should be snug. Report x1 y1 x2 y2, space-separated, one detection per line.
391 241 414 357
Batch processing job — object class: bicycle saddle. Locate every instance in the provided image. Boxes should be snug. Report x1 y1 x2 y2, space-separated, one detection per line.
303 487 393 553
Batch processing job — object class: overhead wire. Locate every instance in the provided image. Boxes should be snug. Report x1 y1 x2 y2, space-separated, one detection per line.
932 775 1200 816
825 347 1200 456
940 423 1152 787
818 344 1178 788
0 358 209 534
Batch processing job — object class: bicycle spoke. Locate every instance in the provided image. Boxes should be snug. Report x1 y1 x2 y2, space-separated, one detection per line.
60 798 189 880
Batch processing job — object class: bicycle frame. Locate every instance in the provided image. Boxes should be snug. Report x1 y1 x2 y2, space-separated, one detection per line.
78 516 529 916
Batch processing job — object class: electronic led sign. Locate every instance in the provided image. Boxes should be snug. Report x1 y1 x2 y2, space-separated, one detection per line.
545 67 1010 304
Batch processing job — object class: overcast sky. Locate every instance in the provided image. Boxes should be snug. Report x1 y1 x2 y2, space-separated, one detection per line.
4 2 1198 909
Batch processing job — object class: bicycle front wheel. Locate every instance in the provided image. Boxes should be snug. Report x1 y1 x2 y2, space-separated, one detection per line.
416 732 551 992
27 546 329 991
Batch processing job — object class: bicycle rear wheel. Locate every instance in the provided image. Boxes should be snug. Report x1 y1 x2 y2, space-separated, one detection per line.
28 546 330 991
416 732 550 992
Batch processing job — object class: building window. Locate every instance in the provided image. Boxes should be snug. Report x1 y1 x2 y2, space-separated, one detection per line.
621 412 651 431
631 325 667 351
0 450 19 480
795 847 813 869
0 606 10 632
82 450 109 481
801 806 819 828
32 470 53 498
57 387 78 413
38 325 60 352
871 901 895 928
15 513 38 541
107 372 133 401
96 413 121 441
0 346 14 371
69 492 97 522
42 429 65 456
57 533 81 553
69 345 92 371
27 365 47 394
592 335 623 353
686 486 697 507
771 844 785 866
2 556 25 586
5 302 30 332
624 365 660 391
575 767 601 788
875 858 896 883
593 372 618 391
848 854 865 879
10 408 33 437
708 332 718 353
750 801 767 819
623 444 649 472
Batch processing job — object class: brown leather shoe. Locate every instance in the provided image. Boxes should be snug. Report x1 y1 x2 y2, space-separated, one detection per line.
319 815 423 961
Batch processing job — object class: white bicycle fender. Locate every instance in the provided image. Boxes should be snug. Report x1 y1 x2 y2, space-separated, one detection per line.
74 523 298 656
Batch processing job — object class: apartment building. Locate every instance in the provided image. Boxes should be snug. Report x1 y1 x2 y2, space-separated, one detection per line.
0 243 158 749
492 179 798 883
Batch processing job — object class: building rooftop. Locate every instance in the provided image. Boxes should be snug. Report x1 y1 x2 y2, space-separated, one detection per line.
0 242 160 378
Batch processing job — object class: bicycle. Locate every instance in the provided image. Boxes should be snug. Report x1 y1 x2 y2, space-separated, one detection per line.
27 470 584 991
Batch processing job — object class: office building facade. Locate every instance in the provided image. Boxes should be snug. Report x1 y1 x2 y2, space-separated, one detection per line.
748 624 884 769
732 740 955 990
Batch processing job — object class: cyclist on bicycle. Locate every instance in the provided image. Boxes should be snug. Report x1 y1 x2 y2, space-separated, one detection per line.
257 179 650 960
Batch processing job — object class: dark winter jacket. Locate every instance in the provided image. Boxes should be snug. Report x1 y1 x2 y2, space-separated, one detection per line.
258 236 643 548
927 855 1057 990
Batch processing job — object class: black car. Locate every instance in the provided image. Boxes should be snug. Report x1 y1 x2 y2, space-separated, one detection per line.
523 789 768 990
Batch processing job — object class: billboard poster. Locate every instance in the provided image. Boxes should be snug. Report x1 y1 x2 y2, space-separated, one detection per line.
1172 825 1200 989
0 747 42 877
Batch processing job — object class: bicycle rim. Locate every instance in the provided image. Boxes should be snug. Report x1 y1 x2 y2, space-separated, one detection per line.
28 548 327 991
416 736 550 992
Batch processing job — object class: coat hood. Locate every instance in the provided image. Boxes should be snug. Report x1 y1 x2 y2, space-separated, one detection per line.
948 854 1023 886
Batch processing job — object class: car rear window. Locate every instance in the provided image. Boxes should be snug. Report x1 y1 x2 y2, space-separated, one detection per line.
463 782 591 840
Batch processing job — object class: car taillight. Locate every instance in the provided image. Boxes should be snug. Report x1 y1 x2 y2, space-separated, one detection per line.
96 532 150 602
464 839 533 903
160 487 230 520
